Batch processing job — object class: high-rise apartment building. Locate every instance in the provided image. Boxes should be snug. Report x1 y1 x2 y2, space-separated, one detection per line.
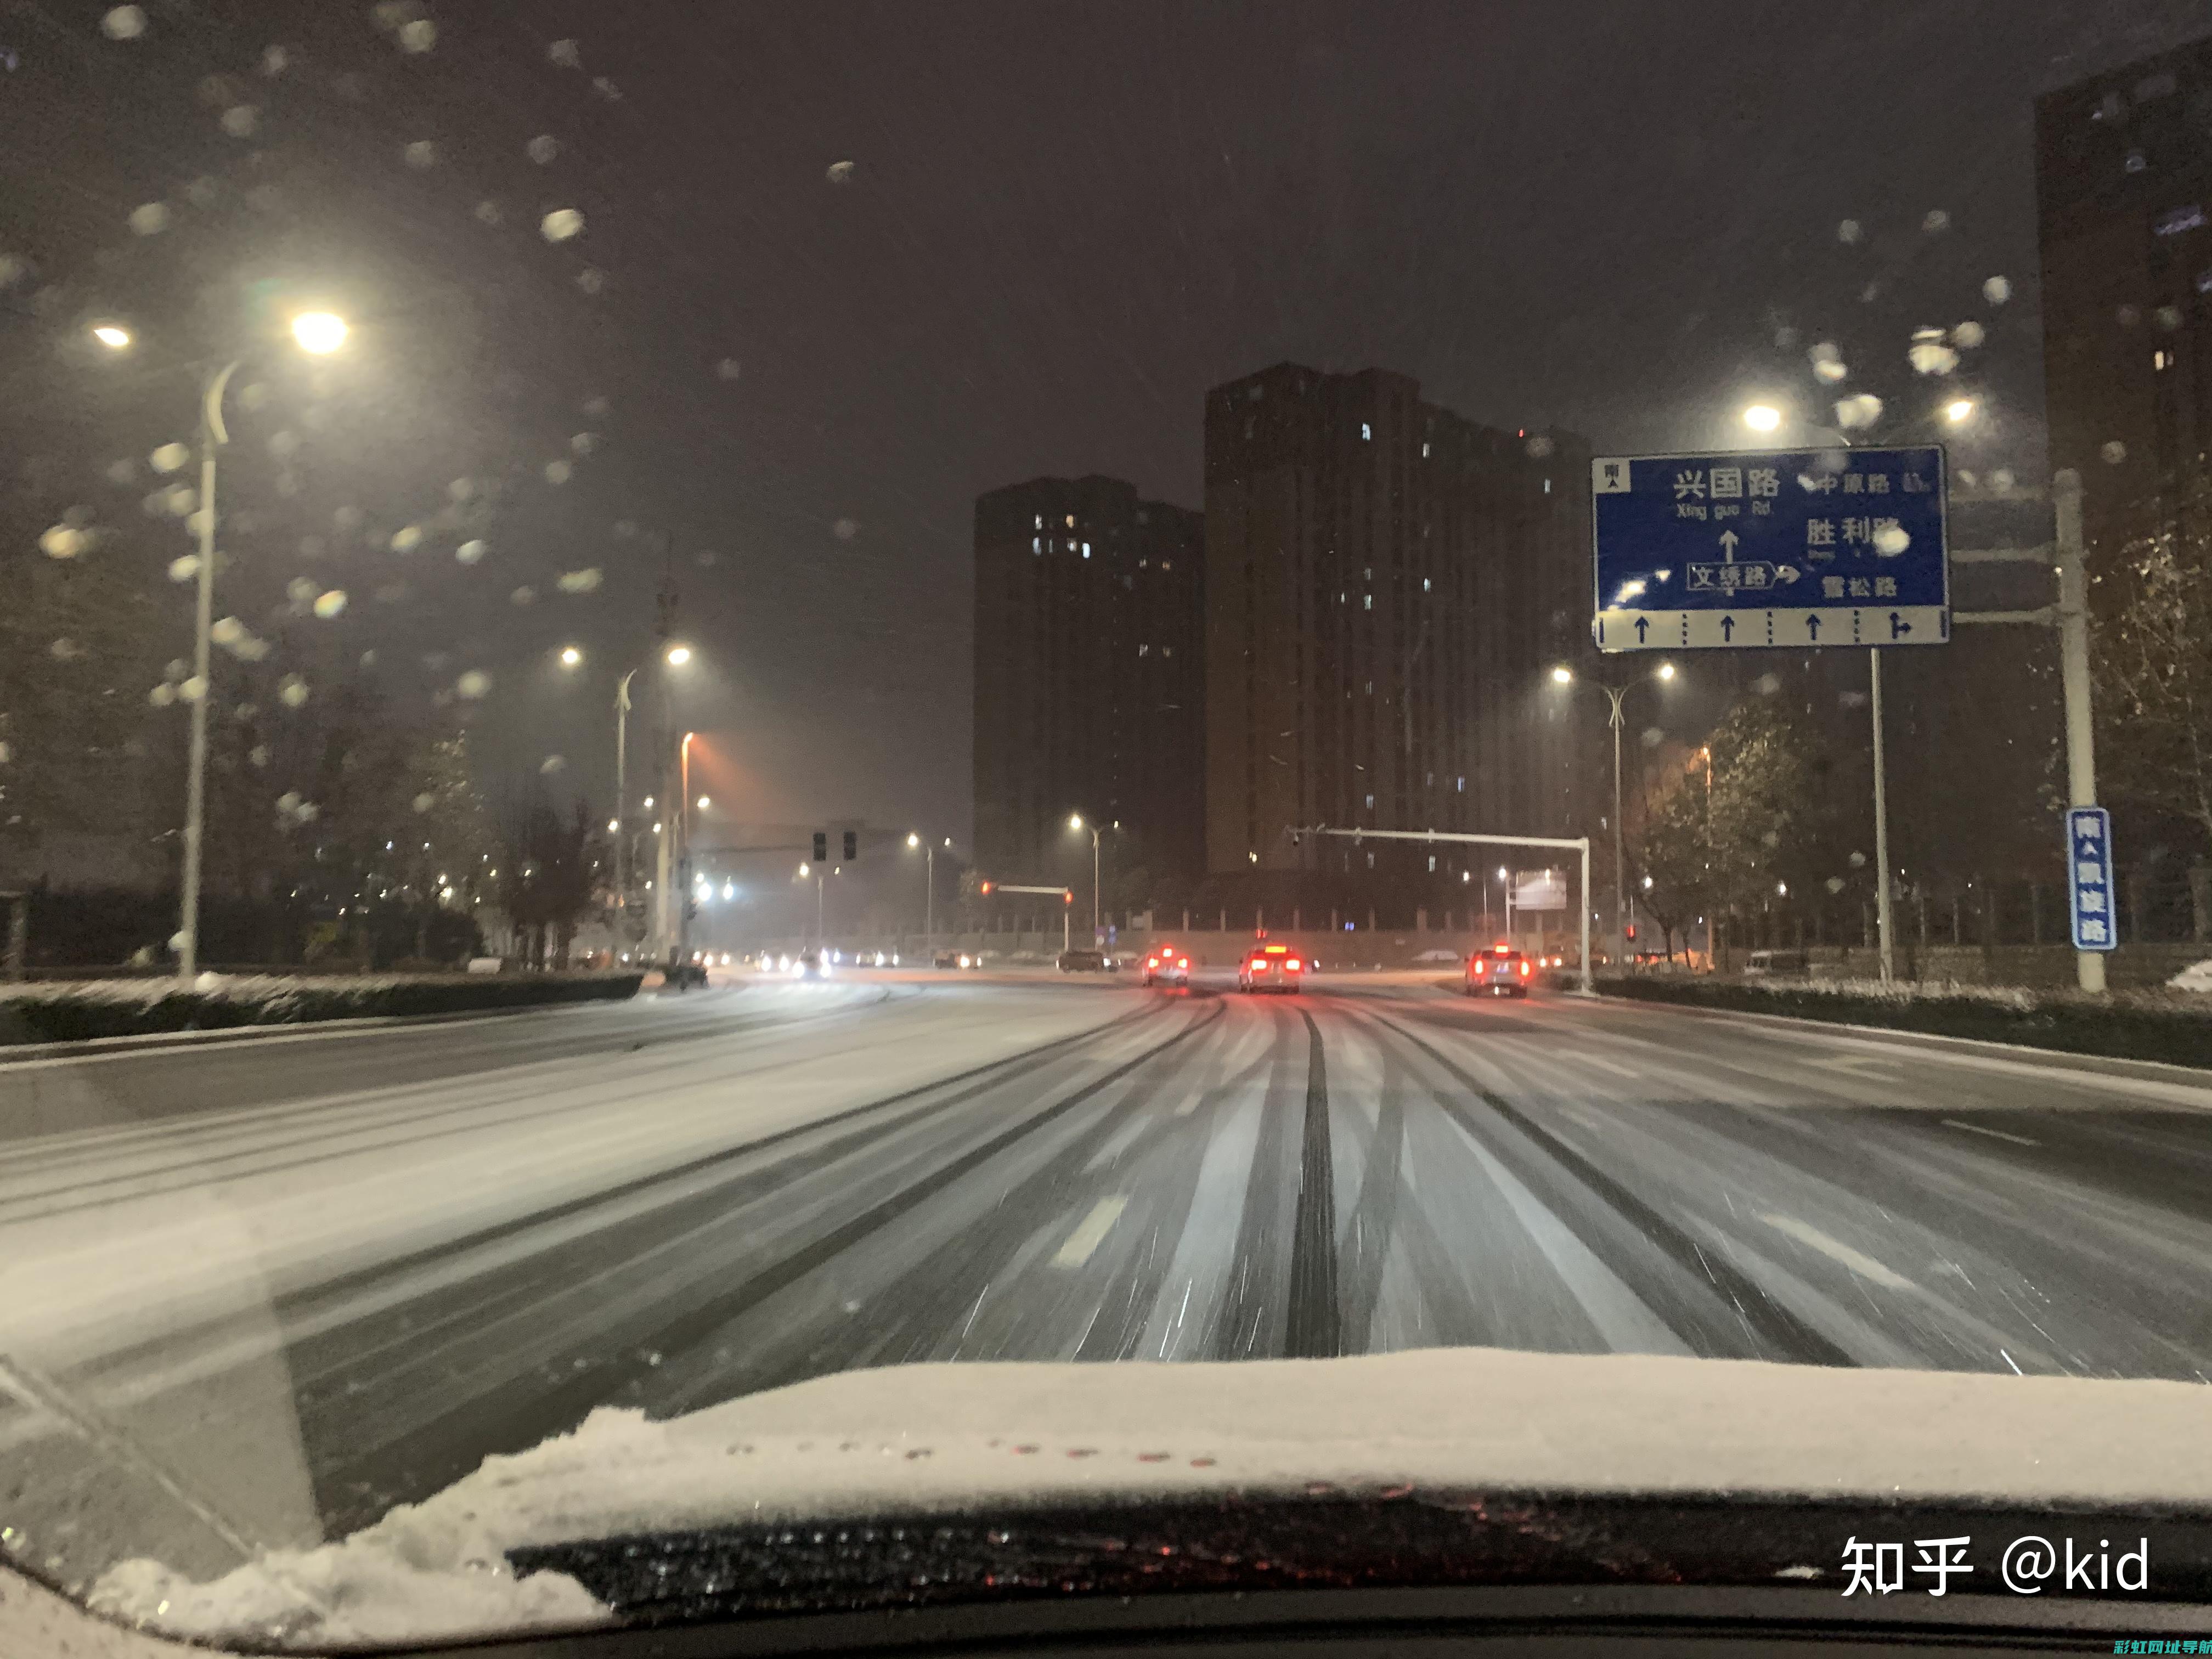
2036 33 2212 568
972 476 1204 887
1203 363 1593 874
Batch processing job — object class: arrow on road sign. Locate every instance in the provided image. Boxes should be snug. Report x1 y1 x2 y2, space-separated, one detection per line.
1634 617 1649 642
1718 529 1739 561
1888 612 1912 640
1805 614 1822 640
1776 565 1801 584
1720 616 1735 641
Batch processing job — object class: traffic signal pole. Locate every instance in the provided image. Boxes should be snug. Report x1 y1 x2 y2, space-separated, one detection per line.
1290 826 1595 994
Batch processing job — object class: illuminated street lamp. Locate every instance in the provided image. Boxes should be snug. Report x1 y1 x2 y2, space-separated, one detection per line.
907 832 952 958
290 312 349 354
1549 660 1680 969
1742 403 1782 433
1944 398 1975 424
172 308 349 980
91 324 132 349
1067 815 1105 940
559 645 583 668
665 644 692 667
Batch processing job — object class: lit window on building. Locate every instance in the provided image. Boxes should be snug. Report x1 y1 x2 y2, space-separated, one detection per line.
1082 542 1090 555
1034 515 1042 529
1427 855 1436 872
2154 205 2206 236
1362 422 1372 441
1457 777 1465 792
2155 349 2171 369
1364 594 1373 610
1421 442 1430 457
1423 578 1432 592
1065 515 1075 527
1365 793 1375 809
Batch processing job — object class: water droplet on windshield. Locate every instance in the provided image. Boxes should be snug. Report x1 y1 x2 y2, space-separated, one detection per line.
541 208 584 242
404 139 437 168
1982 275 2011 304
557 567 602 593
544 459 572 484
128 202 170 235
1836 218 1861 243
548 39 580 67
540 755 566 774
219 105 258 138
456 669 492 699
456 539 487 565
1921 208 1949 233
2101 441 2127 465
313 589 347 618
397 18 436 53
833 517 859 540
101 5 146 40
827 160 856 184
527 134 560 165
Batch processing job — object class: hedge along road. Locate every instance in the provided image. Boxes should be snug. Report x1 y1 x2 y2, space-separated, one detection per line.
0 969 648 1049
1593 972 2212 1070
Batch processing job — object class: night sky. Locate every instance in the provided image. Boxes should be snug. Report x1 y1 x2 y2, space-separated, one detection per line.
3 0 2206 853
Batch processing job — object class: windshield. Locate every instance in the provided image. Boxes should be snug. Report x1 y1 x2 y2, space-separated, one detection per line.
6 2 2212 1650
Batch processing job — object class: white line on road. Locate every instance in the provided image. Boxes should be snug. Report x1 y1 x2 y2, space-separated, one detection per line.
1759 1212 1918 1293
1573 1052 1642 1081
1942 1118 2040 1147
1051 1195 1127 1268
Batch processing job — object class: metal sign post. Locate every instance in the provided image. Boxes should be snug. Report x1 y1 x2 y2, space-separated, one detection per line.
1291 827 1593 994
1592 446 1953 985
1950 471 2106 994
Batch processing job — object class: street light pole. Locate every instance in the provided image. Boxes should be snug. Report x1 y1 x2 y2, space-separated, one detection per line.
1602 684 1628 970
1091 828 1101 940
613 668 636 943
176 358 240 981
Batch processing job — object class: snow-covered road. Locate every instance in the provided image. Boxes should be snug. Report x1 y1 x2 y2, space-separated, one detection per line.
5 972 2210 1599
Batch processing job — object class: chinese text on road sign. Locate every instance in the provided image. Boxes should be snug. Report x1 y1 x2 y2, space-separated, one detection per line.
2066 806 2116 953
1591 447 1950 652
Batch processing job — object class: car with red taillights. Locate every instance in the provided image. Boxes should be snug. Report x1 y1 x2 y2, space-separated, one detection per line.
1237 942 1305 993
1465 944 1534 996
1141 944 1191 987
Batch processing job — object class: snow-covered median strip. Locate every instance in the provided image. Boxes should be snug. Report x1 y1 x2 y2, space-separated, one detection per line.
0 971 639 1047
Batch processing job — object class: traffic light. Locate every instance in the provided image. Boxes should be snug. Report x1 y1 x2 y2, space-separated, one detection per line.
812 831 827 862
979 880 994 896
842 830 857 862
1062 888 1072 905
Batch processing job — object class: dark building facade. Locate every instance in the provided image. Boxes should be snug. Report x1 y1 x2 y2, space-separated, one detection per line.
2036 33 2212 568
1203 363 1593 877
972 475 1204 888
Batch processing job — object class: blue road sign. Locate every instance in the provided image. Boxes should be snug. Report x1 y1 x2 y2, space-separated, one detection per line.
1591 447 1950 652
2065 806 2117 952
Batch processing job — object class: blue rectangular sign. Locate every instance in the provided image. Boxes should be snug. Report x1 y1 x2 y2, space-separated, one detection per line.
2066 806 2117 952
1591 447 1950 651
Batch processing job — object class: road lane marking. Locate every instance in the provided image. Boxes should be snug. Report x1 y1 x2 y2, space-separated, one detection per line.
1941 1118 2040 1147
1807 1054 1901 1073
1759 1212 1917 1292
1574 1052 1642 1081
1051 1195 1127 1267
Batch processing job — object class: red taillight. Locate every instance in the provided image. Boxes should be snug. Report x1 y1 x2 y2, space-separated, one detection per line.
1286 958 1302 971
1520 961 1531 975
1177 957 1188 968
1146 957 1158 969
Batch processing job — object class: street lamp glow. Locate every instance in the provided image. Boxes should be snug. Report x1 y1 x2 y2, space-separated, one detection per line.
91 324 132 349
1657 661 1677 680
798 861 810 877
290 312 348 355
1945 398 1975 424
1550 665 1573 685
1068 813 1084 831
665 644 692 666
906 832 919 848
696 795 709 810
607 817 619 832
1498 865 1509 879
642 795 653 808
1743 403 1782 432
558 645 583 667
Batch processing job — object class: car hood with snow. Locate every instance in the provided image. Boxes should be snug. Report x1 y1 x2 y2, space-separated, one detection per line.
38 1346 2212 1651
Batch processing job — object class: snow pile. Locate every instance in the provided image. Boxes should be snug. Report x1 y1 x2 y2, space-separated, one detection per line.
83 1348 2212 1647
2169 959 2212 992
